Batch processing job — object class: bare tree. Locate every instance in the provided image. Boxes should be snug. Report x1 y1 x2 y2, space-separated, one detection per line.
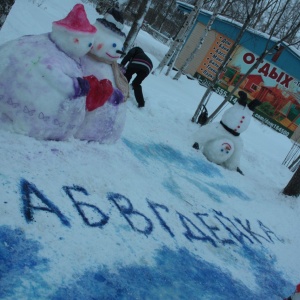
157 0 176 32
283 165 300 197
0 0 15 30
191 0 262 122
123 0 153 53
173 0 227 80
250 0 278 29
152 0 206 75
149 1 165 29
124 0 136 12
96 0 118 14
272 1 300 44
164 14 199 76
215 0 300 48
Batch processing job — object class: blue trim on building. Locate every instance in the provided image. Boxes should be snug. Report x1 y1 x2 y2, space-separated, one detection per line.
176 2 300 79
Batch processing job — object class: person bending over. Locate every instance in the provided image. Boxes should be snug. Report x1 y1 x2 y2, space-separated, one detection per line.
120 46 153 108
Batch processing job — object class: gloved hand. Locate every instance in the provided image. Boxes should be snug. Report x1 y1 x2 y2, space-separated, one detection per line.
108 88 124 106
76 77 90 97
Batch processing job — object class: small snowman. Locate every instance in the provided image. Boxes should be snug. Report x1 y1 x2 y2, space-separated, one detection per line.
193 91 261 172
0 4 96 140
75 8 129 144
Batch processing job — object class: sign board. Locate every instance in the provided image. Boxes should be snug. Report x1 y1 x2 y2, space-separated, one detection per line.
195 33 300 138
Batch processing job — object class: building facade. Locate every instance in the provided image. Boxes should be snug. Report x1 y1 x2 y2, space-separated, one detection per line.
176 2 300 138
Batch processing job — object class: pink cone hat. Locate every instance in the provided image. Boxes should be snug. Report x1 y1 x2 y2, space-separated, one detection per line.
53 4 96 33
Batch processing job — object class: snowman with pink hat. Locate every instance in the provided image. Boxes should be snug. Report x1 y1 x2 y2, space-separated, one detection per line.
0 4 97 140
75 8 129 144
193 91 261 173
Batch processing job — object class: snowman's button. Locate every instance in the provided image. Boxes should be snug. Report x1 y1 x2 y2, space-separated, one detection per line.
242 116 245 119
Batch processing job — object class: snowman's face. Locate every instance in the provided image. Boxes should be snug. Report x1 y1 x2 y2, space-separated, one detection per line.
51 26 95 58
90 22 125 62
220 142 233 155
203 138 235 164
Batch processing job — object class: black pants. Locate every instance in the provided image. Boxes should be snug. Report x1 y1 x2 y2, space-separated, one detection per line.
125 67 149 107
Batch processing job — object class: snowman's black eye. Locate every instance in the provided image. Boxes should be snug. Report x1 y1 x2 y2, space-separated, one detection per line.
88 42 92 47
221 149 224 152
112 43 117 47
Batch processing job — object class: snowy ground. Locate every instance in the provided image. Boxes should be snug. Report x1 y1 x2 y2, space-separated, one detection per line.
0 1 299 299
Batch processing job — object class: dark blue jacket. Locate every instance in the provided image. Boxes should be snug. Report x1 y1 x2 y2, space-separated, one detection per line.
121 47 153 73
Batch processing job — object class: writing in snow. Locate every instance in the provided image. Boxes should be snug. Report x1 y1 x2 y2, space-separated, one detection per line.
19 178 283 249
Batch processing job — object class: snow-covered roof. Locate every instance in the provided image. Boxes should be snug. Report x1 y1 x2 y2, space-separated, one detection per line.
176 0 300 59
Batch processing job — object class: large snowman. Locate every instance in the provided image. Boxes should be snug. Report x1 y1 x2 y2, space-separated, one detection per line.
0 4 96 140
75 8 129 144
193 91 261 172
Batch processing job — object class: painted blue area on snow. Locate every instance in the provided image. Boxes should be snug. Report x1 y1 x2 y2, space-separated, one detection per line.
0 225 49 299
52 246 293 299
206 182 251 201
123 138 222 178
182 176 223 202
162 176 184 199
123 139 249 203
239 245 295 298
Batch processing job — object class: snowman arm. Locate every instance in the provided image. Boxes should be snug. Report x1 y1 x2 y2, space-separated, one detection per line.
39 63 87 99
75 77 90 97
108 88 124 106
193 123 219 148
120 47 136 66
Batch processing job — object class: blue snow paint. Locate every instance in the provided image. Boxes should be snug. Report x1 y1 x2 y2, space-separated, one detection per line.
107 192 153 236
0 226 49 299
234 218 270 244
182 175 223 202
123 139 251 204
194 212 235 246
213 210 254 245
63 185 109 228
147 199 175 238
238 245 295 298
207 182 251 201
177 211 218 247
20 178 71 227
123 138 222 178
51 246 294 299
258 220 284 243
162 176 184 199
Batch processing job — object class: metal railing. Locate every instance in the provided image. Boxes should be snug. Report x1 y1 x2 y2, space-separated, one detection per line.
283 138 300 172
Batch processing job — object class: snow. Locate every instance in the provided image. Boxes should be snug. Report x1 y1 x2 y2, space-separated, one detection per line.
0 1 299 299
